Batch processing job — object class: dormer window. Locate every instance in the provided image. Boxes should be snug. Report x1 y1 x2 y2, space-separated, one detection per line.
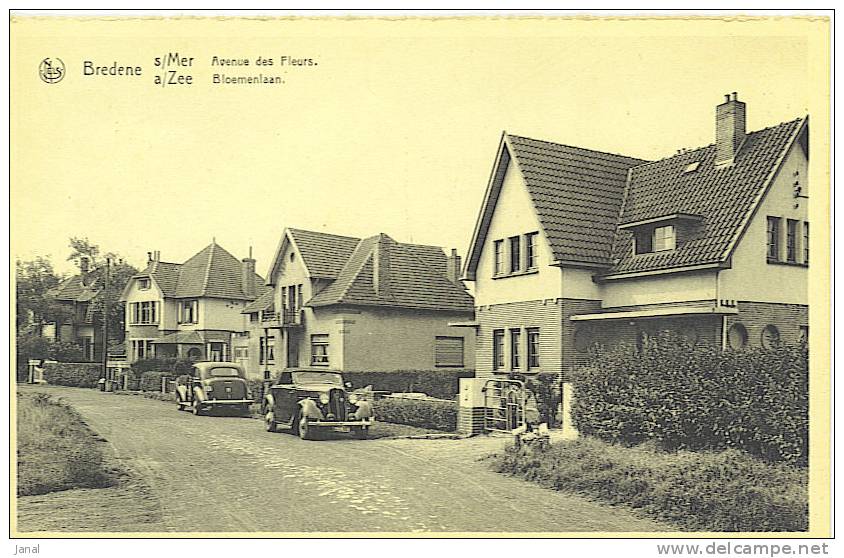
653 225 676 252
138 278 150 290
622 213 701 256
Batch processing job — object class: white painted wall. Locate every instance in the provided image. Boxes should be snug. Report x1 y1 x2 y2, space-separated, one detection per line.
123 277 164 328
195 298 249 331
601 270 717 308
474 154 561 306
561 268 602 300
719 141 808 304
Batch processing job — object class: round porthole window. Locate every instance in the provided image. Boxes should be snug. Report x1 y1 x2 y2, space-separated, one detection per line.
573 325 594 353
761 325 781 349
727 323 748 350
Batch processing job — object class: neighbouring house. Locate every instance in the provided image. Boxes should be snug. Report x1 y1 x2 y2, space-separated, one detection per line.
248 228 475 379
120 243 268 363
43 259 101 361
462 93 809 381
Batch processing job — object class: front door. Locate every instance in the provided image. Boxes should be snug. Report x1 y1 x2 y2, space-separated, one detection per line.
286 332 299 367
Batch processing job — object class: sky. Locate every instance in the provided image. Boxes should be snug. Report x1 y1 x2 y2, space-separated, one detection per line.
11 16 816 278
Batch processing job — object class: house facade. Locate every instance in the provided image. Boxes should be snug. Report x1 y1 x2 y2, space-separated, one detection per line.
120 243 267 363
463 94 809 380
43 262 101 361
248 228 475 379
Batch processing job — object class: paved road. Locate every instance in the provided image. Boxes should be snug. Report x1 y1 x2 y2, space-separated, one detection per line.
19 386 669 534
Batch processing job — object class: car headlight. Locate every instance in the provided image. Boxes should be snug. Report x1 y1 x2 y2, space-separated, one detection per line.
319 393 330 404
348 393 358 404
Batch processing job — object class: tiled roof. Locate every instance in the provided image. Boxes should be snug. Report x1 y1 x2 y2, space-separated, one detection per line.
288 228 361 279
307 233 475 313
508 135 648 266
135 242 268 300
241 289 274 314
49 274 100 302
609 118 804 274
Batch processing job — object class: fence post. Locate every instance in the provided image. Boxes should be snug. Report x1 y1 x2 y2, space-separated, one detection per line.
161 375 169 394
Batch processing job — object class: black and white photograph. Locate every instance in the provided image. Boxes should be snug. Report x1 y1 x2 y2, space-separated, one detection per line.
9 10 832 547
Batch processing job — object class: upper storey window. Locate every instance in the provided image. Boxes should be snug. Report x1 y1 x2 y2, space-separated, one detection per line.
623 213 701 256
653 225 676 252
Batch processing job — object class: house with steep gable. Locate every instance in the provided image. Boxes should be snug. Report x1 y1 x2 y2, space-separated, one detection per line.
252 228 475 379
463 93 809 380
43 261 101 361
120 242 267 363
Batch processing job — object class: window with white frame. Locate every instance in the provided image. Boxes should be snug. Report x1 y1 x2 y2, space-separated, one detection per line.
492 330 504 371
310 334 329 366
526 328 540 370
130 301 158 324
138 278 150 290
178 300 198 324
493 240 504 275
132 339 154 360
652 225 676 252
525 232 539 269
509 236 521 273
259 336 275 364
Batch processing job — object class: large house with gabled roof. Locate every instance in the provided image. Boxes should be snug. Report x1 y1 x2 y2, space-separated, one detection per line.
43 264 102 361
463 93 809 380
244 227 475 379
120 242 268 363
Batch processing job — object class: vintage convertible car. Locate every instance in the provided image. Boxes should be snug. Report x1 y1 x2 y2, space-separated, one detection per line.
176 361 253 416
263 369 374 440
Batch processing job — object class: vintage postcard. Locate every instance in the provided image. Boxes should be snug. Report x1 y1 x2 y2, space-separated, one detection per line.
9 12 832 545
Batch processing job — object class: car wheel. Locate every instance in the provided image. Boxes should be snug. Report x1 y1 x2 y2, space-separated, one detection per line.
353 426 369 440
265 410 278 433
298 414 316 441
192 400 204 416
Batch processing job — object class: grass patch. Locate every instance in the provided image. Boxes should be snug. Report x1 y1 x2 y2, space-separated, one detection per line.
17 392 121 496
489 437 807 532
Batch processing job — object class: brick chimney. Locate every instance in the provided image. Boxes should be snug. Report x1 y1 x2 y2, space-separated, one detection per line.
446 248 462 284
715 92 746 166
147 250 160 264
241 247 256 298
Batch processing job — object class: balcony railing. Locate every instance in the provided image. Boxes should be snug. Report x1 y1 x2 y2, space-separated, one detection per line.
282 309 304 327
261 310 279 324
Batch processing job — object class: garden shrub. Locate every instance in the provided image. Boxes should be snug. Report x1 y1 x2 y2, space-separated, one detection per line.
138 370 172 392
490 437 807 532
372 397 458 431
344 369 474 400
42 362 102 388
525 373 561 428
130 357 194 376
571 335 808 465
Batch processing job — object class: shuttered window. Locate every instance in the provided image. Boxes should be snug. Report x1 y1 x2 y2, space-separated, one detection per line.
434 336 464 368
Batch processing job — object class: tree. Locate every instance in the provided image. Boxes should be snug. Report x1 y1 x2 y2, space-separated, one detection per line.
15 257 71 335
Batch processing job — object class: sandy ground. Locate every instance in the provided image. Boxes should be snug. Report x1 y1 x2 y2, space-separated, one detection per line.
15 385 670 534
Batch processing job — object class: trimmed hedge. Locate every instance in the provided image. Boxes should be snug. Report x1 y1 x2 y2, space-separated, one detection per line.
131 358 195 375
138 370 172 392
572 335 808 466
344 370 474 400
373 398 458 431
42 362 103 388
491 438 808 532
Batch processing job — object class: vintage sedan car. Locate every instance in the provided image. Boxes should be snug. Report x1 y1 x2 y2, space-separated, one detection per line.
263 369 374 440
176 361 253 416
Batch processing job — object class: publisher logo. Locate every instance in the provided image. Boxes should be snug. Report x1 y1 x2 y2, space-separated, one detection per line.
39 58 65 84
